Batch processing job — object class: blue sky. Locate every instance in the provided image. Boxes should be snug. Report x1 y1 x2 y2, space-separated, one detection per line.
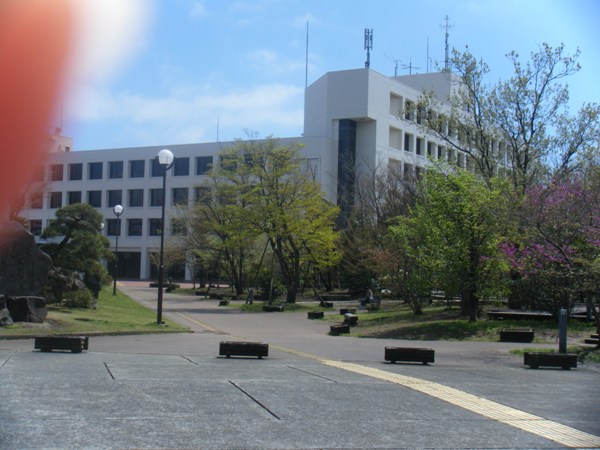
62 0 600 151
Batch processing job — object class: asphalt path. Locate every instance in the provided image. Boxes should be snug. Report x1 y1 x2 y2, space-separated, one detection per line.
0 281 598 449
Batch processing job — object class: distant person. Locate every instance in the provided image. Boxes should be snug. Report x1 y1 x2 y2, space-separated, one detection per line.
360 288 373 309
245 287 254 305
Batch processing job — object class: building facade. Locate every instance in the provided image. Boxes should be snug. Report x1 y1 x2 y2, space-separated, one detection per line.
21 68 473 280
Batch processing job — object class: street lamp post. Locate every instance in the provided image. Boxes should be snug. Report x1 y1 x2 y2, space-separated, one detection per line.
156 149 174 324
112 204 123 295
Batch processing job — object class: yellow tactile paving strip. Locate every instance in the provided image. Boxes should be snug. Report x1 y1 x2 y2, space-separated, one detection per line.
322 360 600 449
181 317 600 448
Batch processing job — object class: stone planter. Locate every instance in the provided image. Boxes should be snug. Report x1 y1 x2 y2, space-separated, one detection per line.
499 328 534 343
263 305 284 312
219 341 268 359
384 347 435 365
343 313 358 326
524 352 577 370
329 324 350 335
307 311 324 319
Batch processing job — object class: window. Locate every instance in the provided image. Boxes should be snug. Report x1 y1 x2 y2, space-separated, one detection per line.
87 190 102 208
29 220 42 236
88 162 103 180
30 191 43 209
129 160 145 178
173 157 189 176
171 217 187 236
427 142 434 157
49 191 62 209
106 218 121 236
69 163 82 180
404 133 414 152
151 158 163 177
194 186 211 204
50 164 63 181
150 188 164 207
128 189 144 207
404 100 415 121
172 187 188 206
127 218 142 236
195 156 213 175
149 218 163 236
416 138 423 156
108 161 123 179
107 190 122 207
67 191 82 205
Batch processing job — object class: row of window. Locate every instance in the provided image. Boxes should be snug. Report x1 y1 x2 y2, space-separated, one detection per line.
43 156 213 182
29 217 187 238
31 186 212 210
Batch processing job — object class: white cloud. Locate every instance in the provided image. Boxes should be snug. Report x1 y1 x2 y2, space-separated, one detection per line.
67 82 304 145
244 48 306 75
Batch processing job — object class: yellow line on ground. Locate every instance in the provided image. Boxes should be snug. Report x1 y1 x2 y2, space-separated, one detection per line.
173 313 600 448
321 360 600 449
173 312 223 334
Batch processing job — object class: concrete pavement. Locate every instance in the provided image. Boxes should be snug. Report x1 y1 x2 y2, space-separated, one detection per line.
0 281 599 449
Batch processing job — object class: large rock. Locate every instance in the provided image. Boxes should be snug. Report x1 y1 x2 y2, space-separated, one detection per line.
6 296 47 323
0 221 52 297
0 295 13 326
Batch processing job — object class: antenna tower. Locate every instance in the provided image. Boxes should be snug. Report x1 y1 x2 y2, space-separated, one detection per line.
364 28 373 68
443 15 453 71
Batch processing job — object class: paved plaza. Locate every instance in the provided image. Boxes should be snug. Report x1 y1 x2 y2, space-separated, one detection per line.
1 282 599 449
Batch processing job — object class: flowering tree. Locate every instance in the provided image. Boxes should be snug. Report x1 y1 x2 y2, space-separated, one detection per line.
501 176 599 327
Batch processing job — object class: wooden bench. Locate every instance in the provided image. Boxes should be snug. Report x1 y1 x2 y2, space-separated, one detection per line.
307 311 324 319
330 324 350 335
499 328 534 343
524 352 577 370
34 336 88 353
385 347 435 365
339 308 357 315
218 299 229 306
219 341 268 359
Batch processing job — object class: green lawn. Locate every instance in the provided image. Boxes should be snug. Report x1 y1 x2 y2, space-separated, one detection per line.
0 287 190 337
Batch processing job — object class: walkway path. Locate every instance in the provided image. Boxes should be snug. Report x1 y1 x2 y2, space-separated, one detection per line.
0 281 598 449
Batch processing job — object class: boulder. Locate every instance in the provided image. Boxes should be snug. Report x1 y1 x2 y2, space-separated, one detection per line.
0 221 51 297
0 295 13 326
6 296 47 323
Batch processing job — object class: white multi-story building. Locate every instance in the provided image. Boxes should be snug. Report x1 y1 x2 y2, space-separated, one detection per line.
21 68 470 280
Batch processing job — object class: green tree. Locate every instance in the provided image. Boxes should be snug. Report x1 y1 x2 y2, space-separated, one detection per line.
41 203 112 288
419 43 599 193
390 169 510 321
214 137 341 303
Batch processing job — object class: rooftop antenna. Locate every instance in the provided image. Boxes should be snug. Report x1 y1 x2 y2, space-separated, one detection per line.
402 57 420 75
364 28 373 68
442 15 453 71
305 21 309 88
394 58 400 76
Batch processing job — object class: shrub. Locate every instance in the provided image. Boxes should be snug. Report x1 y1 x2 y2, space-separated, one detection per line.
63 289 94 309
